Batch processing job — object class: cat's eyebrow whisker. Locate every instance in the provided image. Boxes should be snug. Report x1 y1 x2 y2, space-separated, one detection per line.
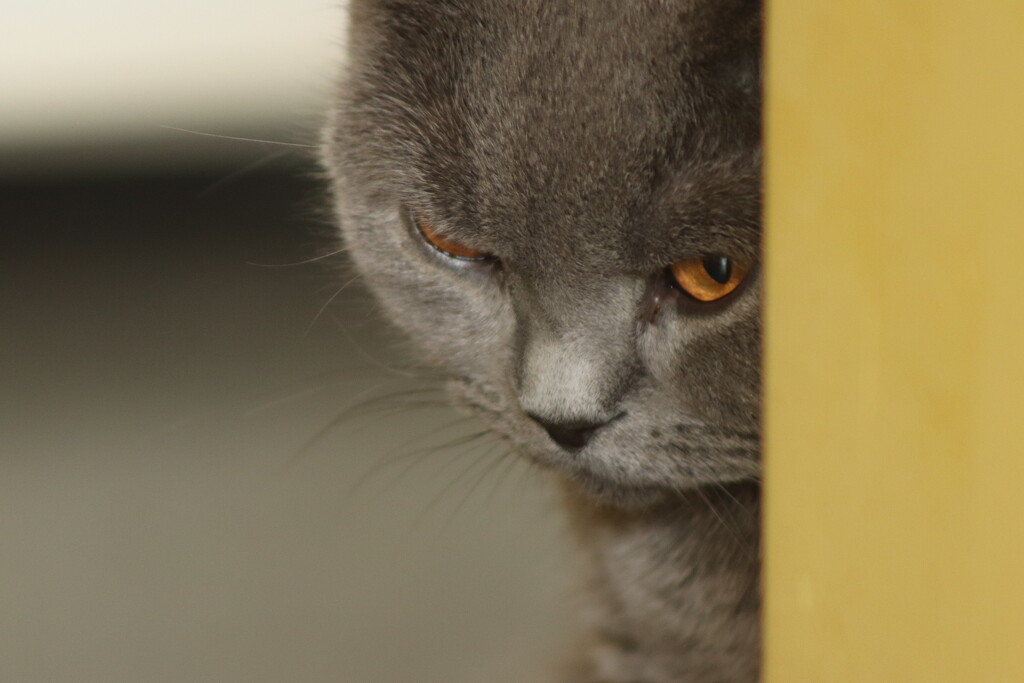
159 125 317 148
198 149 294 198
246 244 352 268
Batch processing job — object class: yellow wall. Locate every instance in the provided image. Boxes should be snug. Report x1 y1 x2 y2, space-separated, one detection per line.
764 2 1024 680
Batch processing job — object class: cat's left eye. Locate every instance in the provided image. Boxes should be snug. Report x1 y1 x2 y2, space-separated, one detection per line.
415 216 489 261
669 254 750 302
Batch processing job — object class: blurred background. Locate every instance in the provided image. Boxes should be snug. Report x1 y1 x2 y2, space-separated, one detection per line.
1 3 572 681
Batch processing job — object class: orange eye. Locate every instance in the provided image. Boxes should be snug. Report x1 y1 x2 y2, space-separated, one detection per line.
670 255 750 302
416 216 488 260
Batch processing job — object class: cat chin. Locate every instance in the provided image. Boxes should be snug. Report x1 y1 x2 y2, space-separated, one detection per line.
519 441 755 510
560 467 761 511
557 471 680 509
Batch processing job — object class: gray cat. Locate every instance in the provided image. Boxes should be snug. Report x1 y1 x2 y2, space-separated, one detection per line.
323 1 762 680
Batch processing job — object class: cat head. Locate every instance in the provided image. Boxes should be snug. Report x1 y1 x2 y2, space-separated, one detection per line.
324 0 762 507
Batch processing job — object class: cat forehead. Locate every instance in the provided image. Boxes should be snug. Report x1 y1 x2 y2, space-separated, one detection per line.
345 0 761 263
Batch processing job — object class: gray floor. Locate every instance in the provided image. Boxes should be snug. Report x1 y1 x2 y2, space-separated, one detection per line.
1 171 573 682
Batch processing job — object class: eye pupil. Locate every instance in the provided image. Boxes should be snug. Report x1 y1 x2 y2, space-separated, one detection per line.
669 254 750 303
702 255 732 284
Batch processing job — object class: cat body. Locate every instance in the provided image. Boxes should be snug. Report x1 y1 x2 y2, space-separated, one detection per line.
324 1 762 680
560 482 759 682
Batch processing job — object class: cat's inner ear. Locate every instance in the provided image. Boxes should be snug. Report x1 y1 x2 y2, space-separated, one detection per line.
414 215 490 261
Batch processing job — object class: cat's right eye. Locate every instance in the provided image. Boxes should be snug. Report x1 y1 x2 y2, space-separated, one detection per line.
414 215 489 261
669 254 751 302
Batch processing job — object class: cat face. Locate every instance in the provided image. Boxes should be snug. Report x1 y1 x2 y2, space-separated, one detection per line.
325 0 762 506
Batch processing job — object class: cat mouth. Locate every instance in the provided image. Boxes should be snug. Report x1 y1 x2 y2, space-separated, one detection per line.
448 377 760 505
525 417 761 504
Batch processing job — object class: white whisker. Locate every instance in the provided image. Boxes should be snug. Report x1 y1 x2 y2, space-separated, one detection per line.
159 125 317 149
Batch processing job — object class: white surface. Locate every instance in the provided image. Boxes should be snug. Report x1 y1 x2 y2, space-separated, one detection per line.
1 0 345 171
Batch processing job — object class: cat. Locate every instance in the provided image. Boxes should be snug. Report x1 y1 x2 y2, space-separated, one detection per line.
322 1 762 681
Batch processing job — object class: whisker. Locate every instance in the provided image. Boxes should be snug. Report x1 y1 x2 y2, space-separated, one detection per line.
246 244 352 268
413 429 495 481
386 435 495 547
482 448 521 505
144 370 400 444
242 385 329 417
418 437 502 527
709 481 743 510
239 369 429 420
306 273 365 335
439 443 510 529
345 416 483 493
687 483 747 551
330 320 428 379
283 380 421 467
198 149 295 197
322 398 453 435
335 391 447 423
159 125 317 148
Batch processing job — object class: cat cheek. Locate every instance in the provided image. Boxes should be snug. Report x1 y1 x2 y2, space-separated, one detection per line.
678 325 761 426
638 312 687 385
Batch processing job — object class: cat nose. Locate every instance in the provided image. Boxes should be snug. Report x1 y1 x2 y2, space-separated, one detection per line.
527 414 608 450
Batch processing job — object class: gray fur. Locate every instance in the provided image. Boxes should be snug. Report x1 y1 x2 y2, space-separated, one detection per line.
323 1 762 680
